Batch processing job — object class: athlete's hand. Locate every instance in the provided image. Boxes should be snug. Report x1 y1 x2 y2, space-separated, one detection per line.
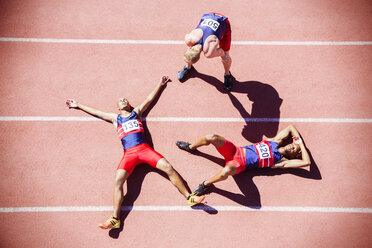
66 99 78 109
292 136 302 145
160 76 171 85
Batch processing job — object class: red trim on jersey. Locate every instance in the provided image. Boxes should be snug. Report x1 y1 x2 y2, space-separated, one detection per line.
253 140 274 168
117 122 144 139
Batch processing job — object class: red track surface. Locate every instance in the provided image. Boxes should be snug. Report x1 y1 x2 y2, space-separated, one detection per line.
0 1 371 247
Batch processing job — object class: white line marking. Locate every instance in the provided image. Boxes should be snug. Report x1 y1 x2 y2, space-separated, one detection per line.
0 116 371 123
0 205 371 213
1 37 372 45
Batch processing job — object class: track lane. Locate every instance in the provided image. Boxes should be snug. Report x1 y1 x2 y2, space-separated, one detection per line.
1 122 371 208
1 0 371 41
0 43 371 118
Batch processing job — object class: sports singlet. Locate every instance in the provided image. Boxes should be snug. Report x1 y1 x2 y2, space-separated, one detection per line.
195 13 228 47
241 141 284 169
116 111 146 151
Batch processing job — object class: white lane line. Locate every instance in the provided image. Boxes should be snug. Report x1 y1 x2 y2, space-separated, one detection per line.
1 37 372 45
0 205 371 213
0 116 371 123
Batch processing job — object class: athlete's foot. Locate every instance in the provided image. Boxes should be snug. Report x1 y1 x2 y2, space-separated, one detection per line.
223 72 235 91
177 65 193 82
187 194 205 206
99 216 120 229
191 181 210 196
176 141 196 153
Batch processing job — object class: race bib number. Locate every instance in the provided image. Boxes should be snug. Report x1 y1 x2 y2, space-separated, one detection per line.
200 18 220 31
254 141 274 168
122 119 141 133
117 119 142 138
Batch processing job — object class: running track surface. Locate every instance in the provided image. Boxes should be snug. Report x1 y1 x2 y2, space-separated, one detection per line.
0 1 371 247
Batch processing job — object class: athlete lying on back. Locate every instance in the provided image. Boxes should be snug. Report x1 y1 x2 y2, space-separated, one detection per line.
176 124 310 196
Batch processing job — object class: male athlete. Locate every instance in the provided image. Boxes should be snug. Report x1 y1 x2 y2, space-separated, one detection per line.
177 12 235 91
176 125 310 196
66 76 205 229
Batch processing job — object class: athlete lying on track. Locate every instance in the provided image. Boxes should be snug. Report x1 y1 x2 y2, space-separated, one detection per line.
176 125 311 196
66 76 204 229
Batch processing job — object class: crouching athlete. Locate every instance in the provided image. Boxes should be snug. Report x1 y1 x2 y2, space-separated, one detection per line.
66 76 204 229
176 125 310 196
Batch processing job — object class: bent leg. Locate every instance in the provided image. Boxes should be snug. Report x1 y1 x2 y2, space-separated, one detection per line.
113 169 130 218
156 158 190 198
204 163 238 186
190 134 226 150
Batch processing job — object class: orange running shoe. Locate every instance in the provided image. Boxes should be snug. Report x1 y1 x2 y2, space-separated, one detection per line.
99 216 120 229
187 194 205 206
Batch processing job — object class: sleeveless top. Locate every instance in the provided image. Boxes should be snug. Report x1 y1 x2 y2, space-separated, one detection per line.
116 111 146 151
241 141 284 169
195 13 228 47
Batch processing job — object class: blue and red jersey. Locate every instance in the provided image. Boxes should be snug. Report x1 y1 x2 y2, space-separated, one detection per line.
241 141 284 169
116 111 146 151
195 13 228 47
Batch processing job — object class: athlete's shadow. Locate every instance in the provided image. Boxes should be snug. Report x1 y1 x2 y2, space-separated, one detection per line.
192 139 321 208
191 70 283 143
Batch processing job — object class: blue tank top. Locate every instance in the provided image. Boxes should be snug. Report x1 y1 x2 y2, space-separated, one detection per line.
241 141 283 169
116 111 146 151
195 13 228 47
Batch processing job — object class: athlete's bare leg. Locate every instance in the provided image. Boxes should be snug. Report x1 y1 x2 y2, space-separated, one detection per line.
113 169 130 218
204 163 237 186
156 158 190 198
189 134 226 150
221 51 232 75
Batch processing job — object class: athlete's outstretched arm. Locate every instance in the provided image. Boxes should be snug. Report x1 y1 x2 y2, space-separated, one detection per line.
66 99 117 125
134 76 170 116
272 137 310 168
268 124 300 145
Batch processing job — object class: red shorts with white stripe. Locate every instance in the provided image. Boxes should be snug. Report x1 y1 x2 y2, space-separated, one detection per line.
216 139 246 174
117 143 164 174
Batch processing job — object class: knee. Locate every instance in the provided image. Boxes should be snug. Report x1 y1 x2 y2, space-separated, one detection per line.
114 173 126 187
161 162 176 176
205 134 219 143
222 164 237 176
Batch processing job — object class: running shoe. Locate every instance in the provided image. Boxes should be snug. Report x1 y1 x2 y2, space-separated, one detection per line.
99 216 120 229
177 65 193 81
176 141 195 153
223 72 235 91
192 181 210 196
187 194 205 206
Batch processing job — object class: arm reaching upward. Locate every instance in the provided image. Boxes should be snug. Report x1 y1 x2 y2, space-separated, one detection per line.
134 76 170 117
66 99 118 126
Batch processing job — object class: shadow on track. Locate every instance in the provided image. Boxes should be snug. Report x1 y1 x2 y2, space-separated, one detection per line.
180 69 321 208
191 70 283 143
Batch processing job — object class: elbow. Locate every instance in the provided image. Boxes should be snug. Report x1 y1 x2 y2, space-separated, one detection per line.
185 35 194 47
289 124 296 130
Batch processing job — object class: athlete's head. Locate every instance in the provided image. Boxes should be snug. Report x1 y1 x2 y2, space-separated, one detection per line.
184 44 202 64
117 98 131 111
283 143 302 159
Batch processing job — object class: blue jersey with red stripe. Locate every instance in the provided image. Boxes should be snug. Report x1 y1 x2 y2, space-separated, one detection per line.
195 13 228 47
116 111 146 151
241 141 283 169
